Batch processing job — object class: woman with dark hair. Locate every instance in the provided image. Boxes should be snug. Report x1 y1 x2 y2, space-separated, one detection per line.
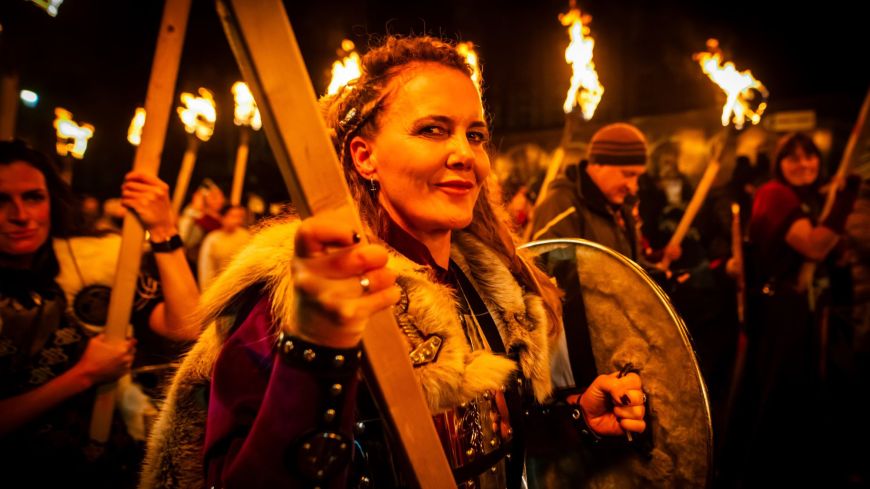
731 132 860 484
142 36 646 489
0 140 200 487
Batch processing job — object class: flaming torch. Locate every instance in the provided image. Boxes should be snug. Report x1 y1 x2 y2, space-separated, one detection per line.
54 107 94 159
526 2 604 240
560 5 604 119
53 107 94 182
661 39 768 269
694 39 768 130
172 87 216 213
326 39 361 95
127 107 146 146
456 41 482 93
230 81 261 205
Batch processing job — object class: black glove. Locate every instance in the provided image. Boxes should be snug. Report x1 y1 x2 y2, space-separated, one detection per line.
821 174 861 234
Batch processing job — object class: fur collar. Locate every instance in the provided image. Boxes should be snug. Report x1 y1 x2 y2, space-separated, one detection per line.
194 219 552 408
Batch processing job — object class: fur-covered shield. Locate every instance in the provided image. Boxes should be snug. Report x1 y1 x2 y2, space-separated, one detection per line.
521 238 712 489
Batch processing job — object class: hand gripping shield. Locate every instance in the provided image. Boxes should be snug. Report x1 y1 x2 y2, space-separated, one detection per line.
522 238 712 489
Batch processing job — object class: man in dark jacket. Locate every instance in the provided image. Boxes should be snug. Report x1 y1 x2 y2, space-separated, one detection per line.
530 122 648 261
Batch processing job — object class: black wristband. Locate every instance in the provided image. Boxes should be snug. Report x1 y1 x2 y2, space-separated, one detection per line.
149 234 183 253
570 402 603 444
276 331 362 374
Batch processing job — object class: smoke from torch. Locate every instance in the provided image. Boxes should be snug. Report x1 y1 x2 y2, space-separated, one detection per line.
327 39 362 95
177 87 216 142
694 39 768 129
128 107 146 146
560 5 604 120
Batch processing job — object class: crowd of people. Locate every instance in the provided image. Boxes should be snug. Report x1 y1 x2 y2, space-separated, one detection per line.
1 33 867 489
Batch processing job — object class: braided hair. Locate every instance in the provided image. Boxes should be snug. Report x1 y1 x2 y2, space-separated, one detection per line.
320 36 563 340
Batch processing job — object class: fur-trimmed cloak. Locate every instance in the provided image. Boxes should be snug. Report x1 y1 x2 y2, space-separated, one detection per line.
139 220 553 488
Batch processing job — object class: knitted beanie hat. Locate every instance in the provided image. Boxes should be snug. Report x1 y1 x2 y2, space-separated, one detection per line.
587 123 648 166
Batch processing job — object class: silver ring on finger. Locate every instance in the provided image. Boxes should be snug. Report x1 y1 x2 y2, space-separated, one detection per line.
359 275 371 295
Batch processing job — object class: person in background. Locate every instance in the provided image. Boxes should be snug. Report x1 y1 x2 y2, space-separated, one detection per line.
198 204 250 290
79 194 101 232
0 140 201 488
177 180 225 268
496 143 547 233
726 132 860 486
530 123 649 262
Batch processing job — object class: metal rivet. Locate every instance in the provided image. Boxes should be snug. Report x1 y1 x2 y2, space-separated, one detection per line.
483 391 491 400
303 442 311 450
340 443 347 451
334 354 345 367
491 466 498 473
507 428 513 436
283 340 295 354
330 383 342 396
355 422 365 433
316 469 324 478
356 350 362 359
490 438 498 447
465 448 475 456
303 349 315 361
506 454 512 461
324 408 336 422
572 409 581 420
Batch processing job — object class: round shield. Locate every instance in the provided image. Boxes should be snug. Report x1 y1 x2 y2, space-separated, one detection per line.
521 238 712 489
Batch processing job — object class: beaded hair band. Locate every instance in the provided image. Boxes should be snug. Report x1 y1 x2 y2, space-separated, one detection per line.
335 86 385 165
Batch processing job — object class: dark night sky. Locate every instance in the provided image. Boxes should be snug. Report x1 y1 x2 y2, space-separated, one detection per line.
1 0 867 203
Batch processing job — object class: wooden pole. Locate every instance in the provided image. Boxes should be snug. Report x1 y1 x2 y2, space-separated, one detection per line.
820 87 870 219
523 111 576 242
171 134 200 214
797 86 870 293
0 72 18 140
659 126 729 270
90 0 191 442
216 1 454 486
731 203 746 324
230 126 249 205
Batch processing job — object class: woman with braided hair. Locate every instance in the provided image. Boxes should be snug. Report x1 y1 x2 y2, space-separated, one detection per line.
141 35 646 488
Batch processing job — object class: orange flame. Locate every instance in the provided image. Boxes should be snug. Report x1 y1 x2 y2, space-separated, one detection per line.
694 39 768 129
53 107 94 159
560 7 604 119
456 42 482 92
127 107 146 146
232 81 262 130
177 87 216 142
327 39 362 95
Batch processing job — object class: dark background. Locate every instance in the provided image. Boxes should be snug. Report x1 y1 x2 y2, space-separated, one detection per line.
2 0 867 203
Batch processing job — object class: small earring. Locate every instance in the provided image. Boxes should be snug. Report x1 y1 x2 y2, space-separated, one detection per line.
370 178 378 192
